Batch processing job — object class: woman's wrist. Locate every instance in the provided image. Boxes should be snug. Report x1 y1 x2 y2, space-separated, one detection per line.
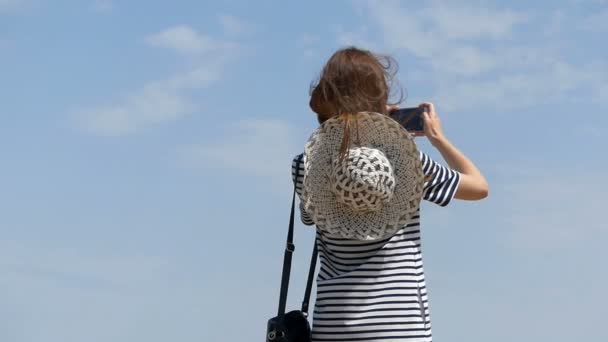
429 134 449 148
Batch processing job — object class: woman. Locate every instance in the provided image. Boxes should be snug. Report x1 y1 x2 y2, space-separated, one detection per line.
292 47 488 342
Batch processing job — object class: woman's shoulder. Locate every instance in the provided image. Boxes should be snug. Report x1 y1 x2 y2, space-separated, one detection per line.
291 153 304 181
292 153 304 167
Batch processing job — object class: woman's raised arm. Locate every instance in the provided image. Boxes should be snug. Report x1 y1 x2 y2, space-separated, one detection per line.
420 102 489 200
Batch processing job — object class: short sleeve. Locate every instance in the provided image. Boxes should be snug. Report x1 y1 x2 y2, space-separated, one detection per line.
291 154 315 226
420 151 461 207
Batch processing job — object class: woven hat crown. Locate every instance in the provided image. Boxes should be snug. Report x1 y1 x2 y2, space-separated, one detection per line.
331 147 395 212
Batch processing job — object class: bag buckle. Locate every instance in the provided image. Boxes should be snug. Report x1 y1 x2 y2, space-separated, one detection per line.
286 243 295 252
267 330 284 341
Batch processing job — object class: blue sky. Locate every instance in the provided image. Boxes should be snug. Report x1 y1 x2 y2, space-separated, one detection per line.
1 0 607 341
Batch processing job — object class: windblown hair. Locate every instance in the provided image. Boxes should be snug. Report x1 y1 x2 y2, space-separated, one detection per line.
309 47 402 159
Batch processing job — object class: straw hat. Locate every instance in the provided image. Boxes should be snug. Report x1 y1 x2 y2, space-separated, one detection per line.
301 111 424 240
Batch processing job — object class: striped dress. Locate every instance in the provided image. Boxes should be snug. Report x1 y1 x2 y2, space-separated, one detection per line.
291 151 460 342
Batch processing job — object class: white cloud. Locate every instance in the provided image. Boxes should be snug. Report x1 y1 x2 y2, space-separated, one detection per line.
144 24 242 59
177 119 297 179
364 1 527 47
145 25 220 56
435 60 604 111
75 77 198 136
75 64 222 136
75 25 240 135
361 1 527 76
354 1 607 111
424 5 527 40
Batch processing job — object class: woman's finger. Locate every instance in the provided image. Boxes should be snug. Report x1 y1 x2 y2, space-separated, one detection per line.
422 111 431 123
420 102 435 115
386 104 400 113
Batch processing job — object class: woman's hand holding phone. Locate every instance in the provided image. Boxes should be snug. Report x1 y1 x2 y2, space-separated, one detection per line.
419 102 446 146
386 102 445 143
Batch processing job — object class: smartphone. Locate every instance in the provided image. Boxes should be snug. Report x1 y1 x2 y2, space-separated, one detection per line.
389 107 425 132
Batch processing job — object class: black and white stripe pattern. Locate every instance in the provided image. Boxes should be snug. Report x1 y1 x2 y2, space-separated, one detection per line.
291 152 460 341
420 153 460 207
292 156 315 225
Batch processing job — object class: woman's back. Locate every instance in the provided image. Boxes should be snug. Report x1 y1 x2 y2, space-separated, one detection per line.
293 151 461 341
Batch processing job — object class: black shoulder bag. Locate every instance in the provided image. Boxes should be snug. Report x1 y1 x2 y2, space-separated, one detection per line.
266 160 318 342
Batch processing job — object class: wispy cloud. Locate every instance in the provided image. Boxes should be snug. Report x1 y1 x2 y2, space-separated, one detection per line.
435 60 605 110
355 1 608 111
177 119 298 180
75 74 207 136
144 25 238 57
361 1 528 75
74 23 242 136
421 5 527 40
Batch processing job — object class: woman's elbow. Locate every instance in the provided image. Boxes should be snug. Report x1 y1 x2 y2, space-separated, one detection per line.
478 185 489 199
474 181 489 200
455 180 489 201
454 175 489 201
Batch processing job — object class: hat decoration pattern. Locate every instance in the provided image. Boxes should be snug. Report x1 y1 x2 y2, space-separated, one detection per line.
331 146 395 213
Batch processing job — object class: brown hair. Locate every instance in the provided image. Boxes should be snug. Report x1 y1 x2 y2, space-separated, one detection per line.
309 47 402 159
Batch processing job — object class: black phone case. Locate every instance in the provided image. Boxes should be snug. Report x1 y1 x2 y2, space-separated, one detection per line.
389 108 424 132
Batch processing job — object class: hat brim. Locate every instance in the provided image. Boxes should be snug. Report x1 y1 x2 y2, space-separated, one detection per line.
302 112 424 240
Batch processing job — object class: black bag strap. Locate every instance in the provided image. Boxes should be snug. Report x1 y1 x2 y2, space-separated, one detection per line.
301 243 318 315
277 154 317 318
276 178 297 318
